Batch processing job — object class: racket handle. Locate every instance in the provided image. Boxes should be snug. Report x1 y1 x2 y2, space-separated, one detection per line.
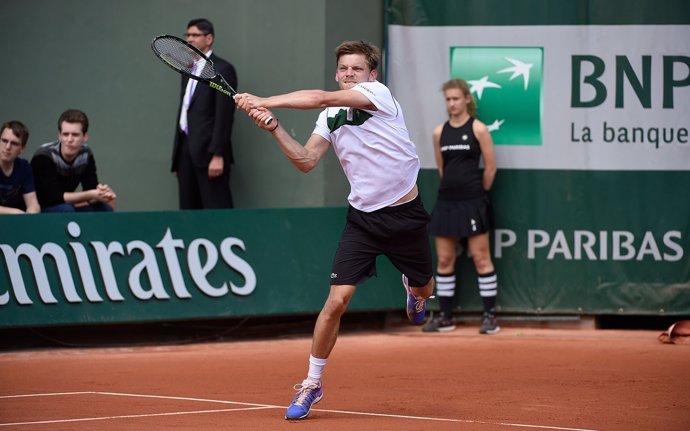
265 117 273 125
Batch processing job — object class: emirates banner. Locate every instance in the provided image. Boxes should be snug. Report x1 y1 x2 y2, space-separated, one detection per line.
387 0 690 315
0 210 404 327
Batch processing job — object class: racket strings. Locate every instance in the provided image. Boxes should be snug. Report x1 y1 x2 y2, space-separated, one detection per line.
152 38 215 79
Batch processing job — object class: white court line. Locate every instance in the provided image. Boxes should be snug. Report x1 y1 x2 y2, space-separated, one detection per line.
0 391 599 431
96 391 284 409
0 407 273 427
0 392 95 399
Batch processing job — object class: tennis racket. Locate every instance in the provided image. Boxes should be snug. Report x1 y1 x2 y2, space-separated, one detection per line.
151 35 272 124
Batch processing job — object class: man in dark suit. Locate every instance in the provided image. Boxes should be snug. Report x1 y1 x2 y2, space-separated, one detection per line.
173 18 236 209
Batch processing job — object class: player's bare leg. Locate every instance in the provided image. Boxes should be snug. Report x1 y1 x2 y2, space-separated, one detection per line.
311 284 356 358
285 284 356 420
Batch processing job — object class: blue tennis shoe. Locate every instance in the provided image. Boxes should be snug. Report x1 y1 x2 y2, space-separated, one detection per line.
285 380 323 420
403 274 427 325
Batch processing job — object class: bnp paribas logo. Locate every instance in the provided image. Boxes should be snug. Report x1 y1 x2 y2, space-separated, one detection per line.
450 47 543 146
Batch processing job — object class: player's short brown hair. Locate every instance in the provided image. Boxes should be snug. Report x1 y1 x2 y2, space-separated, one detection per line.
335 40 380 71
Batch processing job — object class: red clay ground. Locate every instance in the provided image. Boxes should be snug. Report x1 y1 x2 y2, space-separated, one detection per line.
1 324 689 431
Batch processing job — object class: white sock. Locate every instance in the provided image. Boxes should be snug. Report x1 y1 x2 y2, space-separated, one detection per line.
306 354 327 384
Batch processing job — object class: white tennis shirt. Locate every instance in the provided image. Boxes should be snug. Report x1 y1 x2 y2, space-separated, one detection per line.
312 80 420 212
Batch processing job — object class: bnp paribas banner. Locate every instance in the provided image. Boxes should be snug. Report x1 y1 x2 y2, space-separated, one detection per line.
387 0 690 315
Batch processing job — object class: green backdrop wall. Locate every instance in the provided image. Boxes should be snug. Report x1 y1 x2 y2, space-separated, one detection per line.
1 1 688 327
0 0 381 211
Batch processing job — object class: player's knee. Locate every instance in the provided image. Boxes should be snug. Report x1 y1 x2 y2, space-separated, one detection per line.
323 293 351 317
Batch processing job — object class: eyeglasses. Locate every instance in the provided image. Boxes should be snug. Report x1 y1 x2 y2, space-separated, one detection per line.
1 137 22 148
184 32 208 38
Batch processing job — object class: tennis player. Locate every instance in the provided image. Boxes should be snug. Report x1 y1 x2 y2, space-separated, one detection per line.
235 40 434 420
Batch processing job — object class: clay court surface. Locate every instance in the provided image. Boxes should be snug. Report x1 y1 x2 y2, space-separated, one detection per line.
1 323 689 431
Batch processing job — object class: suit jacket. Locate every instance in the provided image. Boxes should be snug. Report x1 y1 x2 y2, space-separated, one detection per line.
172 52 237 170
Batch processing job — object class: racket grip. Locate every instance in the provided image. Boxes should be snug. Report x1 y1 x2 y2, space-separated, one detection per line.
265 117 273 125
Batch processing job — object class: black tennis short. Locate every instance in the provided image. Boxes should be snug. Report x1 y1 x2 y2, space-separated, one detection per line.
330 195 433 287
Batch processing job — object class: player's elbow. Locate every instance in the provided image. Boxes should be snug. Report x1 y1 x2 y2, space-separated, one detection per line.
296 161 317 173
289 151 320 173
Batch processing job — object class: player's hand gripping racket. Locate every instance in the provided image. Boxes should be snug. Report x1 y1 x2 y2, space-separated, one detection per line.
151 35 272 125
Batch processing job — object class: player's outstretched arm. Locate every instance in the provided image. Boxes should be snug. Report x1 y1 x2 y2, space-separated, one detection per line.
247 108 330 173
236 89 375 111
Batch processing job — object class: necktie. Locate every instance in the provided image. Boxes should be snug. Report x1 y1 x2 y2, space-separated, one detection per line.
179 62 200 134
